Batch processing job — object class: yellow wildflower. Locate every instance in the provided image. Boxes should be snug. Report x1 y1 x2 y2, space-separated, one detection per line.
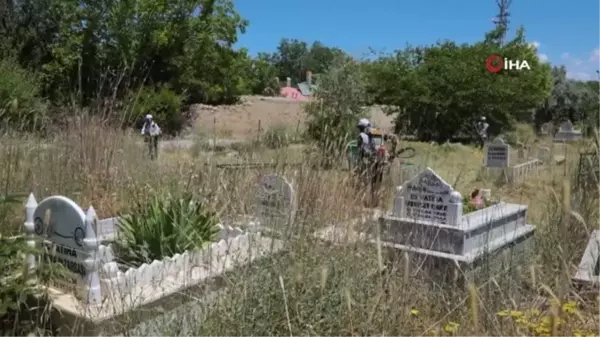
497 309 509 317
509 310 524 318
410 308 419 316
561 301 578 315
443 321 459 334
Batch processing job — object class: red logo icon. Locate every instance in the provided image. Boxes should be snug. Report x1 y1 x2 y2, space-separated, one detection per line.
485 54 504 73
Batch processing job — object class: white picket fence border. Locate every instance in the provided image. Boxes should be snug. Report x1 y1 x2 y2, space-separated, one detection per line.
23 193 281 310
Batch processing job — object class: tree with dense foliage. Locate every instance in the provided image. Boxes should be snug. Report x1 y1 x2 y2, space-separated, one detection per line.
0 0 597 139
305 54 367 164
365 27 553 142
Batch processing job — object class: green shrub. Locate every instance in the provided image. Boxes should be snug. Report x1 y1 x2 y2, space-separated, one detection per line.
0 59 47 131
114 193 220 267
263 124 291 149
126 84 186 136
304 55 367 166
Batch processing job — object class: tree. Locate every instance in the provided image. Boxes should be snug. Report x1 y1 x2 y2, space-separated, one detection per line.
305 54 367 165
273 38 309 84
365 28 552 143
535 66 599 133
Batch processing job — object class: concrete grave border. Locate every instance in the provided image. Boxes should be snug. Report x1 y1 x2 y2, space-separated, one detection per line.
23 193 284 335
573 230 600 288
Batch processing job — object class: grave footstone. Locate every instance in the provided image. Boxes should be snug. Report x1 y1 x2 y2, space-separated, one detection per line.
253 174 297 236
485 137 510 168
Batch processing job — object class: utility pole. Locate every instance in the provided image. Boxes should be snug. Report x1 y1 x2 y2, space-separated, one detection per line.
492 0 512 46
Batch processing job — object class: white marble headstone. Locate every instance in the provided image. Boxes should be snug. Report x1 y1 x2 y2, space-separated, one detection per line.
254 174 297 230
393 168 462 226
33 196 91 275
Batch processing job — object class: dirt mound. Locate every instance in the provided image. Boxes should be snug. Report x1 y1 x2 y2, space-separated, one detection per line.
190 95 395 140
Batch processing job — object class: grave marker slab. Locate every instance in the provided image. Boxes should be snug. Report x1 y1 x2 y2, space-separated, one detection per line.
253 174 297 233
33 196 91 276
485 137 510 168
392 167 462 226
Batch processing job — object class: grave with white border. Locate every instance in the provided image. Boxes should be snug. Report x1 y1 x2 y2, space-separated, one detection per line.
483 137 544 184
375 167 536 286
553 120 583 142
572 230 600 290
23 193 283 336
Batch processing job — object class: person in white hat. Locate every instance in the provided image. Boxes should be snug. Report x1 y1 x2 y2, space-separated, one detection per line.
141 114 161 159
357 118 373 158
475 116 489 148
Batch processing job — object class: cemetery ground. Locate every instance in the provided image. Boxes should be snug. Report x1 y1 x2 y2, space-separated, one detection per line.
0 120 599 336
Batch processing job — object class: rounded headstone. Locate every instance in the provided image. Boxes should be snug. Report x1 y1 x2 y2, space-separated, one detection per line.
33 196 87 249
253 174 297 230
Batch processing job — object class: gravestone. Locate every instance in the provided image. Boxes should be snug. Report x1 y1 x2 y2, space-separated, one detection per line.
537 146 551 163
573 230 600 288
392 168 462 226
553 120 583 142
253 174 297 235
32 196 101 303
485 137 510 168
540 122 552 135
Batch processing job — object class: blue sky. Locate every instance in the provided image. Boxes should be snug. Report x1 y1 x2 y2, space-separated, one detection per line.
234 0 599 81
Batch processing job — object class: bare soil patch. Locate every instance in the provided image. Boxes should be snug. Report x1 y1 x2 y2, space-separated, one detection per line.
190 95 394 140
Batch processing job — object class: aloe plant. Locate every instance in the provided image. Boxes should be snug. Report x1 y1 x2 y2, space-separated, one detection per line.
114 193 220 267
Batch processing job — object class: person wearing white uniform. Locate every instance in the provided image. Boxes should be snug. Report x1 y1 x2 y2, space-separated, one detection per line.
476 116 489 148
357 118 372 158
356 118 374 181
141 114 161 159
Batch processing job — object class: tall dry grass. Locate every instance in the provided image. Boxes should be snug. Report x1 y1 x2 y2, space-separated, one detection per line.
0 119 598 336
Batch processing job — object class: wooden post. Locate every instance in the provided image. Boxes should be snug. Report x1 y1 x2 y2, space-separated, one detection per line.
257 120 262 143
213 117 217 150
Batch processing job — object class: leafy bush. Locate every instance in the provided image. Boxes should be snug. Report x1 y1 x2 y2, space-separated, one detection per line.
0 58 48 131
263 124 291 149
305 55 368 165
126 85 186 136
114 193 220 266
